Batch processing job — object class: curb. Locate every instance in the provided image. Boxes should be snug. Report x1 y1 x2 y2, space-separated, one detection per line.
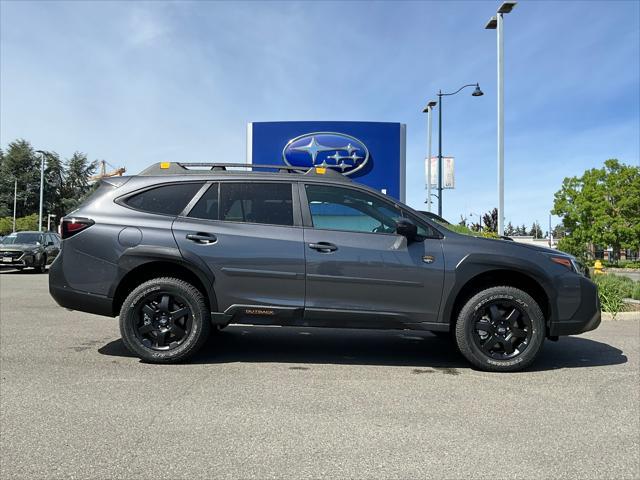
601 311 640 321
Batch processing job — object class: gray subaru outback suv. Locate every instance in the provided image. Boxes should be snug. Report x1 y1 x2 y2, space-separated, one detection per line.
49 162 600 371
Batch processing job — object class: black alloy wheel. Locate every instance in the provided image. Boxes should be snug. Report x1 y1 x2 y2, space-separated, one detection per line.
134 292 193 350
471 299 532 360
455 286 545 372
119 277 211 363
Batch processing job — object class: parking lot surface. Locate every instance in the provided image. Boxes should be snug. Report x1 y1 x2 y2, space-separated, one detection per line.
1 268 639 479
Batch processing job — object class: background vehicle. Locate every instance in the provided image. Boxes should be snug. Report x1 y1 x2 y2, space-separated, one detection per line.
49 163 600 371
1 231 61 273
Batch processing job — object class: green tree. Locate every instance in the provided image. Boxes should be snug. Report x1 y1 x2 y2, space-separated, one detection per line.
43 152 65 222
482 208 498 233
0 140 40 219
62 152 97 213
552 159 640 261
529 221 543 239
504 222 517 236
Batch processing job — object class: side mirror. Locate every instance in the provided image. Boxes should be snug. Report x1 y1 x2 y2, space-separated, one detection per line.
395 218 418 242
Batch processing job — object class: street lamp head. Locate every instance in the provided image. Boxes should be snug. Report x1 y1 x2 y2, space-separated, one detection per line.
485 16 497 29
472 84 484 97
422 100 437 112
498 1 517 14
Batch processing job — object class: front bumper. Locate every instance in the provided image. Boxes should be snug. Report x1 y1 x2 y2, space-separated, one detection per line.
0 252 38 268
549 276 601 336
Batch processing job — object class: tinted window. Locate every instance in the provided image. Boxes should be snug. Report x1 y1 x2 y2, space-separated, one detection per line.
125 183 204 216
305 184 401 234
187 183 219 221
220 183 293 226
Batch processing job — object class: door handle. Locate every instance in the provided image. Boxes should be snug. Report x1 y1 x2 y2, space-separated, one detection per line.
308 242 337 253
186 233 217 244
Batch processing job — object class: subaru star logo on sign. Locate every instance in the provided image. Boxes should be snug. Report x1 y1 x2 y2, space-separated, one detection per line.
282 132 369 175
247 121 406 201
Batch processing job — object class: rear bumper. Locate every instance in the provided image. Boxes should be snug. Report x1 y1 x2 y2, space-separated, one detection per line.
549 276 601 336
49 257 115 317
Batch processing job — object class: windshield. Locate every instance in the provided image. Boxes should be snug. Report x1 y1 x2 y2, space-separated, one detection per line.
1 233 42 245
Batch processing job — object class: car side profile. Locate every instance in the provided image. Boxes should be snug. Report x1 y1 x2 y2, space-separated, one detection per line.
49 163 601 372
1 231 61 272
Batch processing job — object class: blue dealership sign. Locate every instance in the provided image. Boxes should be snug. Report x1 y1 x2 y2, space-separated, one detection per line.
247 121 406 201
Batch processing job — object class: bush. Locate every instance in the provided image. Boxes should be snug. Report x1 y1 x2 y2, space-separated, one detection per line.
598 260 640 269
593 274 640 317
0 214 40 235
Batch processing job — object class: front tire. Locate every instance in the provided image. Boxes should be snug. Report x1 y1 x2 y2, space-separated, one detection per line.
454 286 545 372
35 256 47 273
119 277 211 363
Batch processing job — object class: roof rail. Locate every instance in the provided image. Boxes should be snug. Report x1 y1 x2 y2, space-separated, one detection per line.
138 162 351 181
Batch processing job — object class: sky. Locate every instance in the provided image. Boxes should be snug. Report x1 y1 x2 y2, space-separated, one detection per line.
1 0 639 229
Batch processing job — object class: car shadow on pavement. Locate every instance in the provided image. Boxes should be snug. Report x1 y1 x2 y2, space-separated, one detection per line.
98 325 627 372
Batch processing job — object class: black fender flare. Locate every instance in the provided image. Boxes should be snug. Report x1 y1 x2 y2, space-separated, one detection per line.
439 252 557 325
110 245 218 312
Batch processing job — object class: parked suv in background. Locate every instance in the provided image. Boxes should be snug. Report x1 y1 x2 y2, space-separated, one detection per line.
49 163 601 371
1 231 61 272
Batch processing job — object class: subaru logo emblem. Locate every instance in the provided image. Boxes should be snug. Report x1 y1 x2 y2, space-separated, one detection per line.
282 132 369 176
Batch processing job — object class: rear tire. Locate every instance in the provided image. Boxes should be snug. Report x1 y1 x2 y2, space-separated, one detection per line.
119 277 211 363
454 286 545 372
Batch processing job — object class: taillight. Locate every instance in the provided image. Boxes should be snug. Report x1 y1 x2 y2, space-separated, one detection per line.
61 217 94 239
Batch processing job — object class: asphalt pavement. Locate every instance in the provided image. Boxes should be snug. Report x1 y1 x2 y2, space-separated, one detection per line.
1 268 639 479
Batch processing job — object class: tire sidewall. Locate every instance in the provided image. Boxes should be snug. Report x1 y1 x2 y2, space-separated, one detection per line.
456 288 545 371
120 280 207 363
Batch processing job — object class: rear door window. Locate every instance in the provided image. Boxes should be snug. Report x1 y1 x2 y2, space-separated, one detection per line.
187 183 219 221
125 183 204 216
219 183 293 226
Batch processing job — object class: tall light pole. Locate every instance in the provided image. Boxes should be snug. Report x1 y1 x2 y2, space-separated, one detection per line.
486 1 517 236
422 100 437 212
436 83 484 217
12 179 17 232
35 150 48 232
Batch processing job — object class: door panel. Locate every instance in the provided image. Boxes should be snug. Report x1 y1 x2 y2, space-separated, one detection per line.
301 183 444 324
172 181 305 312
173 217 305 310
304 229 444 323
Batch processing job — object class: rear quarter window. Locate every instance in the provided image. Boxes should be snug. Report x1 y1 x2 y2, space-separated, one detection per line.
124 182 204 216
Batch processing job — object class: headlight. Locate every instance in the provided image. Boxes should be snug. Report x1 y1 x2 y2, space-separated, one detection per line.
549 255 587 277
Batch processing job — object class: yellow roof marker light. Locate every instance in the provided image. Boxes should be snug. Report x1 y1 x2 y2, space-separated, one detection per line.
160 162 171 169
315 167 327 174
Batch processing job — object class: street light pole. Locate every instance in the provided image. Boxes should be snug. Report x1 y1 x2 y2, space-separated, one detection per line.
422 100 437 212
486 1 517 236
12 179 17 232
438 93 443 216
497 11 504 237
35 150 47 233
436 83 484 217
